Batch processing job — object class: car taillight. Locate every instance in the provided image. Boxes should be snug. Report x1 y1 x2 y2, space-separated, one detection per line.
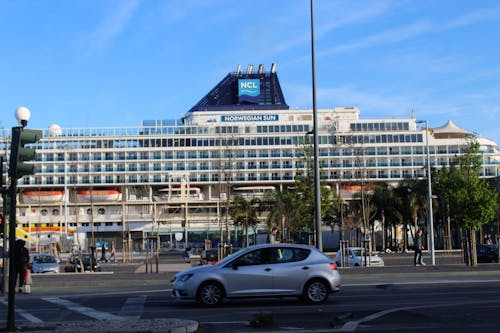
329 263 338 271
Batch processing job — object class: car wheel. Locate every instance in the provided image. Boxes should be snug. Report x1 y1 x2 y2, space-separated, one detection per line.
302 279 329 304
197 281 224 306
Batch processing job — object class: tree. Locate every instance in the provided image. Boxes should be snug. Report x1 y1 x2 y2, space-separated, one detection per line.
229 196 258 247
371 184 402 250
263 190 299 242
291 134 340 244
394 178 427 251
448 136 498 266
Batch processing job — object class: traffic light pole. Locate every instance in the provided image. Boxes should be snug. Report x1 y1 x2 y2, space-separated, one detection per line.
6 176 17 332
5 124 42 331
6 126 22 331
1 156 7 295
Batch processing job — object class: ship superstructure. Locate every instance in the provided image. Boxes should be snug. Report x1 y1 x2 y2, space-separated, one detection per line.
1 64 499 250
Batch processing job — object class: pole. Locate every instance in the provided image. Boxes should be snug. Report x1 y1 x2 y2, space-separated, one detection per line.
1 156 7 295
424 120 436 265
310 0 322 251
7 170 18 331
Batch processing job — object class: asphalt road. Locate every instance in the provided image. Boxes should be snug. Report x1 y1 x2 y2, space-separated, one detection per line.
1 250 500 332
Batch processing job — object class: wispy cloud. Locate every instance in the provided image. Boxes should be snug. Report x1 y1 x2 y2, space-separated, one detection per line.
317 5 500 58
89 0 140 55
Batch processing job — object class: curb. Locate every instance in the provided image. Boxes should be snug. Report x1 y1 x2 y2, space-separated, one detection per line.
17 318 199 333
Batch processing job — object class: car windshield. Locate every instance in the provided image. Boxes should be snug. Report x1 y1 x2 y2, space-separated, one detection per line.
215 248 245 266
351 249 363 256
33 255 57 264
74 254 92 263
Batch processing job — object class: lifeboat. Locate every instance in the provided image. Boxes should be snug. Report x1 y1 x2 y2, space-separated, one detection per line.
21 226 74 234
77 189 121 202
22 191 65 203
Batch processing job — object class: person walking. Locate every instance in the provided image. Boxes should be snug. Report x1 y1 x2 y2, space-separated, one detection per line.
13 239 30 293
23 264 32 293
108 241 116 262
414 229 425 266
267 227 279 244
100 243 108 263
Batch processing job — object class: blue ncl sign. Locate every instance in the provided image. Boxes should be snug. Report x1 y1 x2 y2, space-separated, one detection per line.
238 79 260 104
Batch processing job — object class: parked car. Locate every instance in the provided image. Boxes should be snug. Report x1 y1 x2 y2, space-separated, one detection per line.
172 243 341 306
199 249 219 265
477 244 499 263
335 247 385 267
30 253 59 273
64 253 101 272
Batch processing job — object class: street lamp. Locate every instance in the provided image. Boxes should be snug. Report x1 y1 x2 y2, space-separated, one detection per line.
416 120 436 266
310 0 322 251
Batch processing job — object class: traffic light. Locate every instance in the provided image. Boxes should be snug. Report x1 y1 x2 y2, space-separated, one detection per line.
8 126 43 179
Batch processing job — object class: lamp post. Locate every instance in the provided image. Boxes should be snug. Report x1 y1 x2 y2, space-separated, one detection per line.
310 0 322 251
417 120 436 266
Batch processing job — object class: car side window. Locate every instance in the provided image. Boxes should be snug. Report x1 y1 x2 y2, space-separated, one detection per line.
273 248 310 263
234 248 273 266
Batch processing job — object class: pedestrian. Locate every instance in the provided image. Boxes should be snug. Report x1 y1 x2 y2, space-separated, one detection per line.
267 227 279 244
24 264 32 294
101 243 108 263
13 239 30 293
108 241 116 262
414 229 425 266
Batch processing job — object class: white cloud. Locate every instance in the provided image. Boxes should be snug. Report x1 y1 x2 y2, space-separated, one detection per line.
89 0 140 54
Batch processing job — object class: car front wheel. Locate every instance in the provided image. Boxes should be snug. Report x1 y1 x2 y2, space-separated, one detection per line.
197 281 224 306
302 279 329 304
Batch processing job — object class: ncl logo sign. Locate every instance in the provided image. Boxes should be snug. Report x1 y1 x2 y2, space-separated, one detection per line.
238 79 260 104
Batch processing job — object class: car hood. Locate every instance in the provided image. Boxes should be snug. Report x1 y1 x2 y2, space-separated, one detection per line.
176 263 218 276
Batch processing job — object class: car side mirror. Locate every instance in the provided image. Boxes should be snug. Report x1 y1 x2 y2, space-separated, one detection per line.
232 263 239 270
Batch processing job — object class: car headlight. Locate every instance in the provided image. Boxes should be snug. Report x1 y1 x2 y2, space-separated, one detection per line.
178 273 193 282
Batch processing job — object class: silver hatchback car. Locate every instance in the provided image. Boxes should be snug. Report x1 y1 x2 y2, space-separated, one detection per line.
172 243 341 306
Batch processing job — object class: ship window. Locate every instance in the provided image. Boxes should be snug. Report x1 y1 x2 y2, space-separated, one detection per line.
52 209 59 216
98 208 105 215
41 209 48 216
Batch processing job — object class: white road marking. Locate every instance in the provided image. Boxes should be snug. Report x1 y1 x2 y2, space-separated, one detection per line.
120 296 146 318
0 299 43 323
42 296 125 321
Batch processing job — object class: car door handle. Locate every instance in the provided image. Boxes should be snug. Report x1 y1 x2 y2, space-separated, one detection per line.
302 266 310 270
264 268 272 272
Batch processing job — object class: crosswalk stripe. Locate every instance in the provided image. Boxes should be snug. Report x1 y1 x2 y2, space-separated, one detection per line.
0 299 44 323
42 297 124 321
120 296 146 318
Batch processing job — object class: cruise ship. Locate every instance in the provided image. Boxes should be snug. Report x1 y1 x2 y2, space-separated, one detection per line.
2 64 500 251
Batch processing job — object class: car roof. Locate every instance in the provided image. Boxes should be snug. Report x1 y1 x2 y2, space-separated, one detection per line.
244 243 318 251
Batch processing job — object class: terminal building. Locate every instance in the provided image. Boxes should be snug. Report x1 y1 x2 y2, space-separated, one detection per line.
2 64 500 251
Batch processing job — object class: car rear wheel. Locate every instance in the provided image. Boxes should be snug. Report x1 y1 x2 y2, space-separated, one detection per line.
197 281 224 306
302 279 329 304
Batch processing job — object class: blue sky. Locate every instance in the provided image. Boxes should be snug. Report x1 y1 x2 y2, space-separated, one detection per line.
1 0 500 143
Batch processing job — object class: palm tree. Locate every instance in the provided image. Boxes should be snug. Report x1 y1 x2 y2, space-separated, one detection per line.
371 184 402 250
229 196 258 247
263 190 299 242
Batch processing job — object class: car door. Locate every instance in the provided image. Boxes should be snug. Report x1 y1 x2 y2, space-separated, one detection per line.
221 248 274 297
270 247 311 295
